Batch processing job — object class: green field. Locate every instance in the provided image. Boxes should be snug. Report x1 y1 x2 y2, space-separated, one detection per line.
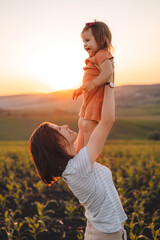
0 114 160 141
0 141 160 240
116 104 160 117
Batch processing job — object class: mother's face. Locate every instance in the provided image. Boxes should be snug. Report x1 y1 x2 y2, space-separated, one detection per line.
49 123 77 145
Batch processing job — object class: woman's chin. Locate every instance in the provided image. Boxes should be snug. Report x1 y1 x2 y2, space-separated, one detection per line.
73 132 78 140
73 133 78 144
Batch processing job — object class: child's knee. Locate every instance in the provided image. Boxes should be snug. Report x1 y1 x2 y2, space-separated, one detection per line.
83 120 97 134
83 120 91 134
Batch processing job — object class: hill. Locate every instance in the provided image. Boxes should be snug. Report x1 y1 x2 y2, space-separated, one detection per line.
0 84 160 116
0 90 81 114
115 84 160 106
0 84 159 141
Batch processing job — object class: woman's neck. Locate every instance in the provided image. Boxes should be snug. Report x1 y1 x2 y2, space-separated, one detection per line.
66 143 77 157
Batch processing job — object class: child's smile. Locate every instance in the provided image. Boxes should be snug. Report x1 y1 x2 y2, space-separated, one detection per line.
82 28 99 57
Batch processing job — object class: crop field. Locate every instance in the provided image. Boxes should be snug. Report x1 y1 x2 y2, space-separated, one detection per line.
0 140 160 240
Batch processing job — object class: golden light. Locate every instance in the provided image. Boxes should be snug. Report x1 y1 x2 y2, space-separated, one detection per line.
26 43 85 91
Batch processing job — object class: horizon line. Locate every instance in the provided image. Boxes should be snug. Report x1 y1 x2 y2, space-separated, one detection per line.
0 83 160 97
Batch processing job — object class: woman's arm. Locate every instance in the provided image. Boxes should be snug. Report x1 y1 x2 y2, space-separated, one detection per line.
86 81 115 166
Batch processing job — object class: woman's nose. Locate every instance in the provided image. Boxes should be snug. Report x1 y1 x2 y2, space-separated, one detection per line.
63 125 69 129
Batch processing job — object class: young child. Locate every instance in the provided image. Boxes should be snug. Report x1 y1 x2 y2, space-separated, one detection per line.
72 21 114 153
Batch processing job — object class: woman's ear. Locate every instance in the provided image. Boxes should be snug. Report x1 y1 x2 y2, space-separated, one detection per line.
59 136 70 152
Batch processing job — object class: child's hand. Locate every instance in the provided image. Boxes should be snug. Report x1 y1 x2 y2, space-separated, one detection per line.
83 81 96 93
72 87 83 100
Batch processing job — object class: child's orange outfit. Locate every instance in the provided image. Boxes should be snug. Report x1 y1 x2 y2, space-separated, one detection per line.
79 50 114 122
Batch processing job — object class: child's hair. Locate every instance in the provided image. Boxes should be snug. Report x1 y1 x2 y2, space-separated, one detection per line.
81 20 113 52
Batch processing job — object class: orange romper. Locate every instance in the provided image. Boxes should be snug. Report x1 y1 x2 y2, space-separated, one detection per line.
79 50 114 122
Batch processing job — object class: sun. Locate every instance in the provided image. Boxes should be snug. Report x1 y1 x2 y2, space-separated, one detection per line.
27 44 85 91
43 62 81 91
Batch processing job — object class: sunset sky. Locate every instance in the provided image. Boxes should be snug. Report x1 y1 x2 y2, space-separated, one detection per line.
0 0 160 96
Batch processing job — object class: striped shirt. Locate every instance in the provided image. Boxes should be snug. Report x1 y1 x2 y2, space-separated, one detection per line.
62 147 127 233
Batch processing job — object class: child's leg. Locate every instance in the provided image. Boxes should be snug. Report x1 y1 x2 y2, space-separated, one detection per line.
83 119 98 146
76 117 84 153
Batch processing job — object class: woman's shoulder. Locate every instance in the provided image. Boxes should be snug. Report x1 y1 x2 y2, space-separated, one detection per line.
62 147 92 178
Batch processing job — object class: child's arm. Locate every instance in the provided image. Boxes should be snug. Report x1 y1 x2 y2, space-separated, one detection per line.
83 59 113 93
72 86 83 100
87 79 115 166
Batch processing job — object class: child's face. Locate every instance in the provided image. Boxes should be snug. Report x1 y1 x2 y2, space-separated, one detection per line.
82 28 99 57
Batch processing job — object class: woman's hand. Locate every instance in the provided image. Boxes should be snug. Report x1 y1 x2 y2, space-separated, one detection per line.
83 81 96 93
72 86 83 100
91 59 114 88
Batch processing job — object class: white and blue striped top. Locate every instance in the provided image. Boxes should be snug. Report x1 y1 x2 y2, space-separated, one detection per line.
62 146 127 233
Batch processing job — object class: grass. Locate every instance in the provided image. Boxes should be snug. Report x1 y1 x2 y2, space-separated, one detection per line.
116 104 160 117
0 114 78 141
0 113 160 141
110 117 160 139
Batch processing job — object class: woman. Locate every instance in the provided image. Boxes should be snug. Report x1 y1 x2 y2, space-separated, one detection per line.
29 77 127 239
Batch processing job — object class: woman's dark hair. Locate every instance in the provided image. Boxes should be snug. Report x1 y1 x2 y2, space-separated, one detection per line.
81 20 113 52
29 122 74 186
